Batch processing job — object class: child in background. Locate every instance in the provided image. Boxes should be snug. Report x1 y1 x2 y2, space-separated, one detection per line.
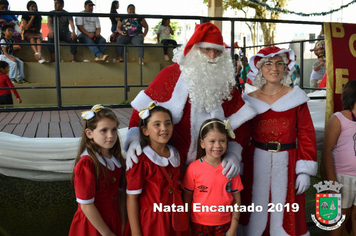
126 102 185 236
182 118 242 236
0 25 26 83
0 0 22 44
0 60 21 105
69 104 126 236
157 18 177 61
322 80 356 236
22 1 46 63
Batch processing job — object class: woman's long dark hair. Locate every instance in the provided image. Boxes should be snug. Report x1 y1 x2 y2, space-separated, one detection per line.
110 0 118 13
342 80 356 111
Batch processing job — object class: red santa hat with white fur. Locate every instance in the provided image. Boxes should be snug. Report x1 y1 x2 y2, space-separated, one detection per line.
183 22 225 56
247 46 295 81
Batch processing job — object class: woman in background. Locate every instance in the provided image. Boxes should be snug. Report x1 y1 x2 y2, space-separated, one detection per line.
110 1 119 33
115 4 148 65
22 1 46 63
157 18 177 61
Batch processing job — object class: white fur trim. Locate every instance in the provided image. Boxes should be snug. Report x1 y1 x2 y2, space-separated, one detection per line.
194 42 225 52
242 86 309 114
157 78 188 124
143 145 180 167
228 100 257 130
126 189 142 195
295 160 318 176
76 197 94 204
123 127 140 152
187 104 218 164
270 151 289 236
246 148 289 235
226 141 243 162
131 90 153 112
130 79 188 124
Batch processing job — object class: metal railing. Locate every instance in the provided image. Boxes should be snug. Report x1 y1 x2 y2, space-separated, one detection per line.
0 10 324 111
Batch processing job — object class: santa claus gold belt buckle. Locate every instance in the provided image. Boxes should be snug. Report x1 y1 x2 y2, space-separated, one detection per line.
268 141 281 153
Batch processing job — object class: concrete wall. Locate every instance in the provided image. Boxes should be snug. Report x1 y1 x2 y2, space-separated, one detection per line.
11 42 175 107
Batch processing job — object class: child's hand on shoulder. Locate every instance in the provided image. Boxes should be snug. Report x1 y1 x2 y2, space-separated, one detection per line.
10 57 16 62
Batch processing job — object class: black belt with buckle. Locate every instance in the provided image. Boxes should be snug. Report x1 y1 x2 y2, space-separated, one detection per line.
251 139 296 153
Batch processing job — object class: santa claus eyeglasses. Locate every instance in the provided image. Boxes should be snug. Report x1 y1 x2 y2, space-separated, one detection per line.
263 61 285 69
199 47 223 56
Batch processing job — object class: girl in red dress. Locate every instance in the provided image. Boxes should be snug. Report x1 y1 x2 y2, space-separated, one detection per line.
126 101 183 236
69 104 126 236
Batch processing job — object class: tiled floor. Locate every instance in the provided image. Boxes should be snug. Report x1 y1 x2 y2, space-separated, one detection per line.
0 107 133 138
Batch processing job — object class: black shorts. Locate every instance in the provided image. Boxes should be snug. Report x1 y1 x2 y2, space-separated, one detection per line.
0 94 14 105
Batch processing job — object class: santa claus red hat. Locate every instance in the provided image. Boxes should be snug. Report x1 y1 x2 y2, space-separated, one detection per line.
247 46 295 81
183 22 225 56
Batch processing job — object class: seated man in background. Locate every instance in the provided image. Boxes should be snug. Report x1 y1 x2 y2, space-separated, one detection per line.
76 1 108 62
47 0 77 62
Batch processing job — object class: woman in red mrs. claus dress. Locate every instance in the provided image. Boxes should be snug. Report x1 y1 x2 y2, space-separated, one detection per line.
240 46 318 236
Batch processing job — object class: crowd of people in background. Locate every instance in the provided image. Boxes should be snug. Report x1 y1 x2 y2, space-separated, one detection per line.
0 0 327 108
0 0 180 66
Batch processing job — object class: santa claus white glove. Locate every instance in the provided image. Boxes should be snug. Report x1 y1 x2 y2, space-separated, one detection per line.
221 153 240 179
295 173 310 195
125 140 142 170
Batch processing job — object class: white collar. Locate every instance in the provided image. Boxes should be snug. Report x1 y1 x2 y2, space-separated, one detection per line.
81 150 122 171
143 145 180 167
242 86 309 114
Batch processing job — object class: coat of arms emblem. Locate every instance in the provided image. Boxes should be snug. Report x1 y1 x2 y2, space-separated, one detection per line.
311 181 346 230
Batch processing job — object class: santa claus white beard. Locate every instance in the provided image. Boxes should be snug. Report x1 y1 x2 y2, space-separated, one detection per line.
179 48 235 113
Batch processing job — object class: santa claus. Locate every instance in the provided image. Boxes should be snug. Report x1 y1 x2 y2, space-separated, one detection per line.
240 46 318 236
123 22 256 178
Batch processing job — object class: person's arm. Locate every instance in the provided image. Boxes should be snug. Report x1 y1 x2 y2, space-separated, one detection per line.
321 114 340 182
116 21 126 36
5 76 21 103
183 190 193 234
1 45 16 62
139 19 148 37
313 61 325 71
69 19 77 40
226 192 241 236
22 16 35 31
47 16 54 38
168 24 174 35
157 33 160 44
76 24 94 39
80 203 116 236
127 194 142 236
95 27 101 38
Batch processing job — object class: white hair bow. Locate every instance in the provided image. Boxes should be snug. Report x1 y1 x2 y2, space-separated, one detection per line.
81 104 105 120
223 119 236 139
139 101 157 120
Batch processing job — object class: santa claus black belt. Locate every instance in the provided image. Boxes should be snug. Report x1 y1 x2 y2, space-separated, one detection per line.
251 139 296 153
